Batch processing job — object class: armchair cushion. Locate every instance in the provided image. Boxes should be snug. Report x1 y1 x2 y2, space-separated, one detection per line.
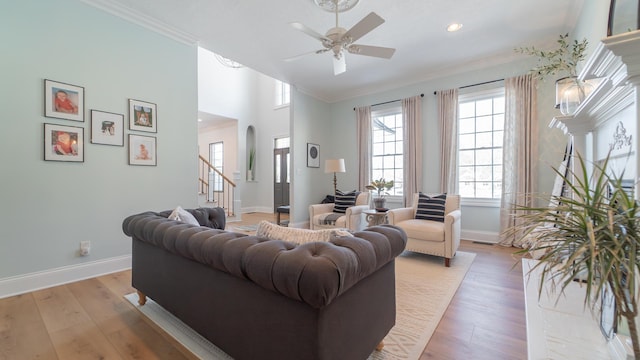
394 219 446 242
415 193 447 222
333 190 358 213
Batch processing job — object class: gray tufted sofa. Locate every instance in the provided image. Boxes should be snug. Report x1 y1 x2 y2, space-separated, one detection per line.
122 208 407 360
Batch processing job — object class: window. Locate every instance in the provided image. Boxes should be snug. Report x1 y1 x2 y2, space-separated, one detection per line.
458 88 505 199
275 80 290 107
371 107 403 196
209 141 224 192
274 137 290 184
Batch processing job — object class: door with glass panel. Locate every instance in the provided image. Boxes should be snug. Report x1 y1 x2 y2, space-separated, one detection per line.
273 137 290 211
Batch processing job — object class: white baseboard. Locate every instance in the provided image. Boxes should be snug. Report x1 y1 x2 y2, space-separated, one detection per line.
0 255 131 299
240 206 273 214
461 230 499 244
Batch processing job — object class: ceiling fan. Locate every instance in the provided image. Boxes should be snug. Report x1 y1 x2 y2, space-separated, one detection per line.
288 1 395 75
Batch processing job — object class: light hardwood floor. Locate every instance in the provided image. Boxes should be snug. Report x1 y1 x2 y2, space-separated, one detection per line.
0 212 526 359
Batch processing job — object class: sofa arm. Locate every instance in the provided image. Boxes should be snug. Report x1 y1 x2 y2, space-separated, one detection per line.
346 204 368 216
345 204 369 231
444 209 462 258
309 203 335 217
387 207 414 224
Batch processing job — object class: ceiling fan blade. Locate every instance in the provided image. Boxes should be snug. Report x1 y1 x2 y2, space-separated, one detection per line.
342 12 385 43
283 48 328 62
290 22 331 42
347 44 396 59
333 55 346 75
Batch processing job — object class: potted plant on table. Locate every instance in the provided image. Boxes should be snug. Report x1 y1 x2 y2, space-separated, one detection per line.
508 153 640 358
366 178 394 211
516 33 591 115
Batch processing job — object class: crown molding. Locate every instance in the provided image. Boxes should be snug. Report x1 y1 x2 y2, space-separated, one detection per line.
81 0 198 45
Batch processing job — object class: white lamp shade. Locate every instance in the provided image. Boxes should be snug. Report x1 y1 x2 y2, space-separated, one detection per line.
325 159 346 173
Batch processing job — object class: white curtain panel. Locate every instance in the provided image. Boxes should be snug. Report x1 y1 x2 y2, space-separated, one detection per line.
402 96 423 207
356 106 372 191
437 89 459 194
499 74 538 247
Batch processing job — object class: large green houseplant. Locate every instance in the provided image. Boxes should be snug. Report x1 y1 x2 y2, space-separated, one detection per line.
510 154 639 358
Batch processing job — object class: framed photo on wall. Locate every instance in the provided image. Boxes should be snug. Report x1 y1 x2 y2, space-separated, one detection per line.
608 0 640 36
44 79 84 122
129 134 156 166
129 99 157 133
307 143 320 168
91 110 124 146
44 123 84 162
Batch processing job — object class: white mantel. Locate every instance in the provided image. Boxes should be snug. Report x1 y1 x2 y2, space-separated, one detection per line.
550 30 640 191
546 30 640 359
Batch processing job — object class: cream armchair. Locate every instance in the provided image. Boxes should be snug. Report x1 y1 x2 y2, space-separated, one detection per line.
387 194 461 267
309 192 371 231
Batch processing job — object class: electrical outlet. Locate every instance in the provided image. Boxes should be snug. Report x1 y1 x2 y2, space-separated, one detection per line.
80 241 91 256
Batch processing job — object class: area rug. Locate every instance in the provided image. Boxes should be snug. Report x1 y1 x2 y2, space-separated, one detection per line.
229 224 258 232
124 251 475 360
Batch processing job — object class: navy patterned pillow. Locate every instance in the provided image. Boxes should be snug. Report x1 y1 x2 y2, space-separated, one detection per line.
333 190 358 213
415 193 447 222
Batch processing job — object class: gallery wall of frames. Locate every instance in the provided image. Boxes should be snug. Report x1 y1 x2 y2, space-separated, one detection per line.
43 78 158 166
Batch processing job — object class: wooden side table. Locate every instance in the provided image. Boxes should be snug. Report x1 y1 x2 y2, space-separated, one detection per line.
363 209 388 227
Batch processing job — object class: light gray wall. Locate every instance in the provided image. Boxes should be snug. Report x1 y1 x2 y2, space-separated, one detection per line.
290 89 334 225
572 1 611 59
0 0 198 278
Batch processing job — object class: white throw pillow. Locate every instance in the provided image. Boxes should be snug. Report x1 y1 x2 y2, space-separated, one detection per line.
168 206 200 226
255 220 352 245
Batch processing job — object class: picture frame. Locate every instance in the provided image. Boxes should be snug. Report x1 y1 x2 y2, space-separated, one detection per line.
307 143 320 168
129 134 156 166
91 110 124 146
44 79 84 122
608 0 640 37
44 123 84 162
129 99 157 133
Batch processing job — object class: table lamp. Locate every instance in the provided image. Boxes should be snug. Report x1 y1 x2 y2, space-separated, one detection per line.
325 159 346 195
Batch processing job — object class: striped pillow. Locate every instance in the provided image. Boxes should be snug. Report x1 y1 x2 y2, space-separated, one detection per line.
333 190 358 213
415 193 447 222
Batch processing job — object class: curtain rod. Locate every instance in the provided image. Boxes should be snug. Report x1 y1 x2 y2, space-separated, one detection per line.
353 93 424 111
433 78 504 95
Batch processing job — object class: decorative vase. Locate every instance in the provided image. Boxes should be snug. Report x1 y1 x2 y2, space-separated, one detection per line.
373 197 386 211
559 78 594 115
247 170 253 181
555 77 574 109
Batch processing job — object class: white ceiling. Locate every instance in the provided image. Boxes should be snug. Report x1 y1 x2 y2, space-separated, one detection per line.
84 0 585 103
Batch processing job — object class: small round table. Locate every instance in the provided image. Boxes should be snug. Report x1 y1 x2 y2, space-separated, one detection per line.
363 209 388 227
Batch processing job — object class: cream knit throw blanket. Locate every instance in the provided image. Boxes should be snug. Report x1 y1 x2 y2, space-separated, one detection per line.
255 220 352 245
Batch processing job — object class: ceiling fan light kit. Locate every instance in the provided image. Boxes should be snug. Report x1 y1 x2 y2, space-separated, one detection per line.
289 0 395 75
313 0 359 13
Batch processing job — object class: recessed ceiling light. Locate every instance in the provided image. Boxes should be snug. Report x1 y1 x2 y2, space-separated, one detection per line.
197 118 203 122
447 23 463 32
